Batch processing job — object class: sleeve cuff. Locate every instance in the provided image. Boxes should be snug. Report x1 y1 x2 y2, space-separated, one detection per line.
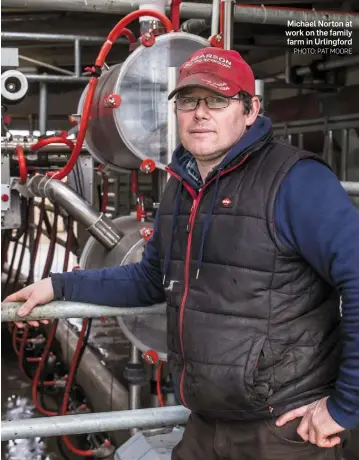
50 273 65 300
327 396 359 429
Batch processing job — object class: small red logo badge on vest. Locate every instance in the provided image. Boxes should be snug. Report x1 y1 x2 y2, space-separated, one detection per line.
222 197 232 207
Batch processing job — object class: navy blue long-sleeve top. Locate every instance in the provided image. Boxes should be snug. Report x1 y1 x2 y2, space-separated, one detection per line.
52 158 359 430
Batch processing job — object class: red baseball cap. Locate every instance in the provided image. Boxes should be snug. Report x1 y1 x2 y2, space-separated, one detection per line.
168 47 255 100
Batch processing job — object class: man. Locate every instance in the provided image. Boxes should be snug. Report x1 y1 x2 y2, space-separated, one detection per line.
6 48 359 460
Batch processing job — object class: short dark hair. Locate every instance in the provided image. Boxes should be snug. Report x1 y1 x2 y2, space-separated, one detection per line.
237 91 253 115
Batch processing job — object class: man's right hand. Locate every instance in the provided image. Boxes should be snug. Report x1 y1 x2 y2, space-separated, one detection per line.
3 278 54 328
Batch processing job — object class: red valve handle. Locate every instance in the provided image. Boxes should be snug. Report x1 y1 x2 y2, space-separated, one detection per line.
140 227 154 241
140 158 156 174
209 34 224 48
143 349 159 364
141 32 156 47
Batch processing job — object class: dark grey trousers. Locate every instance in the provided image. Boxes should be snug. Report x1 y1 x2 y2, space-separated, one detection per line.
172 413 352 460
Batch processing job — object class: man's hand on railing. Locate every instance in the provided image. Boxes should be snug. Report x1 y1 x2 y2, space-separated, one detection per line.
3 278 54 328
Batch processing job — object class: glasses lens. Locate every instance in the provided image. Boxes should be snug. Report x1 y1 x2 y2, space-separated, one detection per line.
176 97 197 111
207 96 229 109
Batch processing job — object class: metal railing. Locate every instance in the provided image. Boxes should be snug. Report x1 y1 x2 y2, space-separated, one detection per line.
1 301 166 323
1 32 128 83
1 406 190 441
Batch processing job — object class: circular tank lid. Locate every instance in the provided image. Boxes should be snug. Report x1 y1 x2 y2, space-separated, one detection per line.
113 32 209 167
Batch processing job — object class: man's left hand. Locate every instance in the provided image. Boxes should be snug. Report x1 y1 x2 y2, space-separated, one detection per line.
275 397 345 448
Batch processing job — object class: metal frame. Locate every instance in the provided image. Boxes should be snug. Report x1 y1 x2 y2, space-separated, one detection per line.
1 301 166 323
1 32 129 83
2 2 359 28
1 406 190 441
272 113 359 135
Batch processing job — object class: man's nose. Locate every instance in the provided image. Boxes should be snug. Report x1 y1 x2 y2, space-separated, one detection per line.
194 99 210 119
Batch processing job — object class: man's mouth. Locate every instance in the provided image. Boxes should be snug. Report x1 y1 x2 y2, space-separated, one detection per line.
190 129 215 134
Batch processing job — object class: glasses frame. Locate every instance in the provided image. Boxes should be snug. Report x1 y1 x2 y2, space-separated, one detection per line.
175 95 241 111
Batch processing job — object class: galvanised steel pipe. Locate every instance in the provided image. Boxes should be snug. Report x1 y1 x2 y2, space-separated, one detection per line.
341 181 359 197
1 406 190 441
1 301 166 323
2 2 359 28
25 74 90 83
27 175 121 250
1 31 128 43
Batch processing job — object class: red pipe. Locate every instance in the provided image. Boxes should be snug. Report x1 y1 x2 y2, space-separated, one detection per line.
171 0 181 31
156 361 165 407
61 319 95 457
131 170 139 195
220 1 224 35
16 145 27 184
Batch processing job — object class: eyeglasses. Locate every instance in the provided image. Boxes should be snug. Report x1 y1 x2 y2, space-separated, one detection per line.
175 96 241 111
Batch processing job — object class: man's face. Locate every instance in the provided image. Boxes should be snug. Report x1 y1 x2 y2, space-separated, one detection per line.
176 87 259 164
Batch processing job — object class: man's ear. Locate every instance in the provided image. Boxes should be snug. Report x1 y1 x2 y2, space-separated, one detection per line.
245 96 261 127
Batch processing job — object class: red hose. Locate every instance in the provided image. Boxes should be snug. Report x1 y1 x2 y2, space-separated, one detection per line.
121 27 137 44
16 145 27 184
31 321 63 416
156 361 165 407
34 11 172 183
96 10 173 66
41 206 59 279
12 325 20 357
31 137 74 152
26 199 45 285
18 326 33 383
171 0 181 31
61 319 94 457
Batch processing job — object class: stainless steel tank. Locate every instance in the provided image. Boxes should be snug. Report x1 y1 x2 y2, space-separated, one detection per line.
77 32 209 170
80 215 168 361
